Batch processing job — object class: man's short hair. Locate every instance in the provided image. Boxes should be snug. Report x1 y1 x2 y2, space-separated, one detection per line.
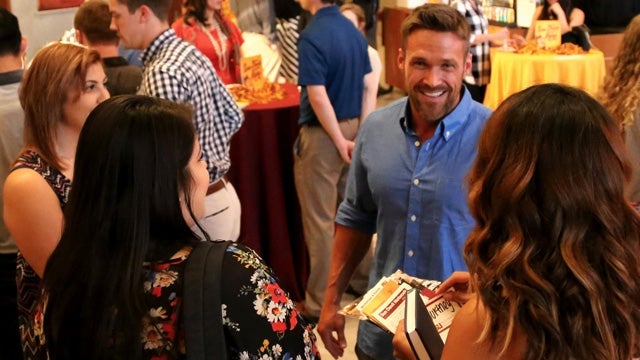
401 4 470 51
0 7 22 57
115 0 171 22
75 0 119 45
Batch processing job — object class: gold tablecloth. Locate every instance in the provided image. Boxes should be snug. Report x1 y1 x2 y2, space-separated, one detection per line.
483 49 606 109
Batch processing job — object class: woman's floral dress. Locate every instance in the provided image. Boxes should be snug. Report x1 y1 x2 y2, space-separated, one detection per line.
142 243 320 359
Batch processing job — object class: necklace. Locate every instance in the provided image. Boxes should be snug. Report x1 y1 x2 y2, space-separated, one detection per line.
200 19 228 71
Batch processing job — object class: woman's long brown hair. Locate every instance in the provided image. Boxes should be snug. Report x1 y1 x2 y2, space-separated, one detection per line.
465 84 640 360
19 42 101 170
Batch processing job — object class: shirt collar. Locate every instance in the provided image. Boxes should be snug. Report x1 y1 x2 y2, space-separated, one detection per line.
141 28 176 65
313 5 340 18
0 69 24 86
400 86 473 142
102 56 130 68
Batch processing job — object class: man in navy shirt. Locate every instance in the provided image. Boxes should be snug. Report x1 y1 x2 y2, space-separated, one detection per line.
317 4 492 359
294 0 373 322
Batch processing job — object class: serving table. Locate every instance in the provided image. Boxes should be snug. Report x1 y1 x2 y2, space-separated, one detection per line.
227 83 308 301
484 49 606 109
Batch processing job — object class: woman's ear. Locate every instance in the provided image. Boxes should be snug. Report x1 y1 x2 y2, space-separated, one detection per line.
19 36 28 57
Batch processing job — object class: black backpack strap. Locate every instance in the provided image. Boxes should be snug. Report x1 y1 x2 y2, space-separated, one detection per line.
184 240 232 360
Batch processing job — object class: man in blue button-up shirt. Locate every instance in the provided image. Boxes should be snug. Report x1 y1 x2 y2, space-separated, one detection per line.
317 4 492 359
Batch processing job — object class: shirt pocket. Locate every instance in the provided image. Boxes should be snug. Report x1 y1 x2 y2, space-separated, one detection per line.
432 175 474 226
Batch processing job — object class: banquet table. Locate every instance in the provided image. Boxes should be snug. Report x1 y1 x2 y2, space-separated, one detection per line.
226 83 308 301
484 49 606 110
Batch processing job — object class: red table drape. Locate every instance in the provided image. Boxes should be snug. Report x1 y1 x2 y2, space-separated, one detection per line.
227 83 308 301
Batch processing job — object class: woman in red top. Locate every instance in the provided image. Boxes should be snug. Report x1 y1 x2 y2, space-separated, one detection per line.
172 0 244 84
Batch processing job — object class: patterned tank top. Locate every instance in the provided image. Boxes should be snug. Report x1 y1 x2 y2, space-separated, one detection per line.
12 150 71 359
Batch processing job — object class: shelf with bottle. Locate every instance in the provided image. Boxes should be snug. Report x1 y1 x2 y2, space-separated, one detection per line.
482 0 539 28
483 5 516 25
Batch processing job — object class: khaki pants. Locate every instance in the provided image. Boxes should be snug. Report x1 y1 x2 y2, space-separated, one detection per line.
294 118 370 316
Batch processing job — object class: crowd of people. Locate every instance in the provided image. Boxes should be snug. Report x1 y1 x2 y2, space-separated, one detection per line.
2 0 640 359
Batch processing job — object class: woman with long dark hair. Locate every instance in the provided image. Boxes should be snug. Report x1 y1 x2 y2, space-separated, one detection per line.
393 84 640 360
524 0 584 42
41 96 319 359
172 0 244 84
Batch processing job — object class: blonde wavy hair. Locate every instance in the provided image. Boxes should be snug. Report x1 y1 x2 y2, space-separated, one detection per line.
466 84 640 360
599 14 640 129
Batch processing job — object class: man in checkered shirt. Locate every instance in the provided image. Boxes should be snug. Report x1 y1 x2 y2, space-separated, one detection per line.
451 0 508 103
109 0 244 241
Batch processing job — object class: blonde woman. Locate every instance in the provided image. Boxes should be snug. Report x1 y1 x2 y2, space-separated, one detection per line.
599 14 640 202
3 42 109 357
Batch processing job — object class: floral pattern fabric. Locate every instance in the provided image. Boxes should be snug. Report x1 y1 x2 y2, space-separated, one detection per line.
142 255 185 359
141 243 319 359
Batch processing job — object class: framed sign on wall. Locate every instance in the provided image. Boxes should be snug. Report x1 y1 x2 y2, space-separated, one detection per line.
38 0 83 11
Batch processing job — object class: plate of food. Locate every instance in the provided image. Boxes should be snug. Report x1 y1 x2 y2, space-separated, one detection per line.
226 82 287 105
497 45 516 53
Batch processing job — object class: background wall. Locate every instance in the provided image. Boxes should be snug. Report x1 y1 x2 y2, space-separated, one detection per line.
12 1 77 61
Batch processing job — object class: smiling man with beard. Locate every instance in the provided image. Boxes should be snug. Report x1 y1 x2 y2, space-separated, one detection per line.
316 4 491 360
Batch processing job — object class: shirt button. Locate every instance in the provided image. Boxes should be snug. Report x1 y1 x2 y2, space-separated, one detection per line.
445 131 451 138
410 215 416 222
408 250 414 257
414 140 420 147
413 179 419 186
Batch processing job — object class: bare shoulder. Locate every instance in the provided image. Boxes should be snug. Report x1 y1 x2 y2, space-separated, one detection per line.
442 295 526 360
441 296 487 359
4 167 65 276
4 167 58 202
571 7 585 16
569 7 585 21
4 166 64 235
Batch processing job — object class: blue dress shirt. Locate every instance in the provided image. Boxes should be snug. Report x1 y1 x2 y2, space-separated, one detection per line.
335 88 491 359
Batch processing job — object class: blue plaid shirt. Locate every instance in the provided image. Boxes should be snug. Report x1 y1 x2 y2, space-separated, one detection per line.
139 29 243 183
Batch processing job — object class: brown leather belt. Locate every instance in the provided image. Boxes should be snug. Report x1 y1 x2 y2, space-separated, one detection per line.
207 176 227 195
